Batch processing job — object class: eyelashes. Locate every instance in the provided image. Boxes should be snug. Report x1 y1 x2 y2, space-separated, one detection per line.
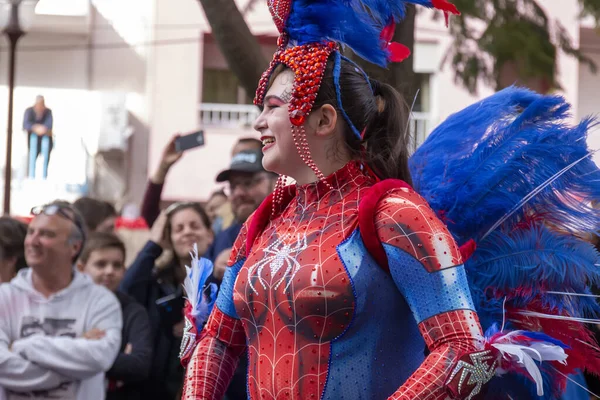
264 103 282 111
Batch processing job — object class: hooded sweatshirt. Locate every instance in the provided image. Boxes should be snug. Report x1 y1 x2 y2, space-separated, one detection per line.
0 268 122 400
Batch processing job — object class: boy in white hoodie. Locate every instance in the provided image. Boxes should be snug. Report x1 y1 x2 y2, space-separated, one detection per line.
0 201 122 400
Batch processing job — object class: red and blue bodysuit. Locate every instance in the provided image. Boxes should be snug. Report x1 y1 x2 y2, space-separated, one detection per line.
183 161 487 399
180 0 600 396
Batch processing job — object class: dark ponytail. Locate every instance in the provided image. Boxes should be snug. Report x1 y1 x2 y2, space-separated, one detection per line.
313 56 413 185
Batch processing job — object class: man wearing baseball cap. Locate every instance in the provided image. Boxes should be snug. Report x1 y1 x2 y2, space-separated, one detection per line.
205 149 277 262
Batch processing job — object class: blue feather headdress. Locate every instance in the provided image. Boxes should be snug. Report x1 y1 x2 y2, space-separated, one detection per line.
256 0 460 137
284 0 459 66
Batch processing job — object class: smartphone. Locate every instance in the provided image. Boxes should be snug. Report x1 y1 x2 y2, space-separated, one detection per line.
175 130 205 153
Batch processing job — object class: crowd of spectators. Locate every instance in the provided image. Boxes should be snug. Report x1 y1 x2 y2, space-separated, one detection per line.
0 135 275 400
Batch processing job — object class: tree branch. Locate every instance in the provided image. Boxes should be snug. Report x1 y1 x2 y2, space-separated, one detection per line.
196 0 269 98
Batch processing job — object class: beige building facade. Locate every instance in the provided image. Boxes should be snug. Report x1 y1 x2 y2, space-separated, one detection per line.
0 0 597 215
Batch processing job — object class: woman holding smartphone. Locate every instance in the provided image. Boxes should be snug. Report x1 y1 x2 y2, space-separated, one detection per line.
120 204 213 400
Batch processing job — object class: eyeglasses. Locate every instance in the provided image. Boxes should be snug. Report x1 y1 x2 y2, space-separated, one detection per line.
31 204 86 242
229 175 267 192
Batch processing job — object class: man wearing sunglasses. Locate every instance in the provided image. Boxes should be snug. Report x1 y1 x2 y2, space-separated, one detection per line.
0 201 122 400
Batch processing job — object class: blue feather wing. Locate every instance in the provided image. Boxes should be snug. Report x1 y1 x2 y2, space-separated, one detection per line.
409 86 600 397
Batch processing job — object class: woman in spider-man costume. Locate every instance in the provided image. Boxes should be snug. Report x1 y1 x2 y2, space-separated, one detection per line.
180 0 600 399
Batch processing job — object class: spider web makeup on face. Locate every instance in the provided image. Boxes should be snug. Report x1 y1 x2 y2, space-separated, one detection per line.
255 42 337 127
279 87 293 104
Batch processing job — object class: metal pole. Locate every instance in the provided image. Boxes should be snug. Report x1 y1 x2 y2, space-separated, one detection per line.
3 32 23 215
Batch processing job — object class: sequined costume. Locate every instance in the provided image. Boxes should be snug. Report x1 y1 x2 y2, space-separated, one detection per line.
182 161 491 399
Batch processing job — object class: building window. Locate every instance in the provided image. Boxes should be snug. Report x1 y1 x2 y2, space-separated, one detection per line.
409 73 432 152
202 69 252 104
413 73 431 113
202 69 238 104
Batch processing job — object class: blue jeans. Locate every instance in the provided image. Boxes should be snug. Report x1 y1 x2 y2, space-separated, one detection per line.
28 133 52 179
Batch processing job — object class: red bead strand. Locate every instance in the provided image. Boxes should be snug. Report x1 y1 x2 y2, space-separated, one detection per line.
271 175 287 219
292 125 333 190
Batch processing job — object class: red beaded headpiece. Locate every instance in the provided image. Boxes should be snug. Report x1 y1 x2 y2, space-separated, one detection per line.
255 41 337 127
255 40 339 211
255 0 459 210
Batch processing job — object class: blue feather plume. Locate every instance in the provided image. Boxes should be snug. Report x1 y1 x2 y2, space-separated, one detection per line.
410 86 600 397
410 87 542 193
410 86 600 245
521 331 570 348
484 324 570 349
286 0 443 66
183 244 218 327
484 372 562 400
467 223 600 323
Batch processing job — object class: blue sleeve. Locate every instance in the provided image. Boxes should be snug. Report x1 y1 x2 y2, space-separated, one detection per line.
119 241 163 306
383 243 475 324
23 108 34 131
214 258 244 318
43 110 53 130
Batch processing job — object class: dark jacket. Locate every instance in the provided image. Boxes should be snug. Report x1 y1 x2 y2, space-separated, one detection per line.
119 241 185 400
23 107 53 133
106 292 153 400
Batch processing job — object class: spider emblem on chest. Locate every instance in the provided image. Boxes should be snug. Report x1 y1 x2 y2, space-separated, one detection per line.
247 234 309 295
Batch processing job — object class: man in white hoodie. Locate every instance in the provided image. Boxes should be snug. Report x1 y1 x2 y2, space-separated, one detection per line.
0 201 122 400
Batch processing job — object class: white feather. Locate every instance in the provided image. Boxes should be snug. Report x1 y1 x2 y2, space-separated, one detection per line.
492 343 545 396
491 340 568 396
527 342 568 365
183 244 201 314
517 310 600 324
182 243 216 323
